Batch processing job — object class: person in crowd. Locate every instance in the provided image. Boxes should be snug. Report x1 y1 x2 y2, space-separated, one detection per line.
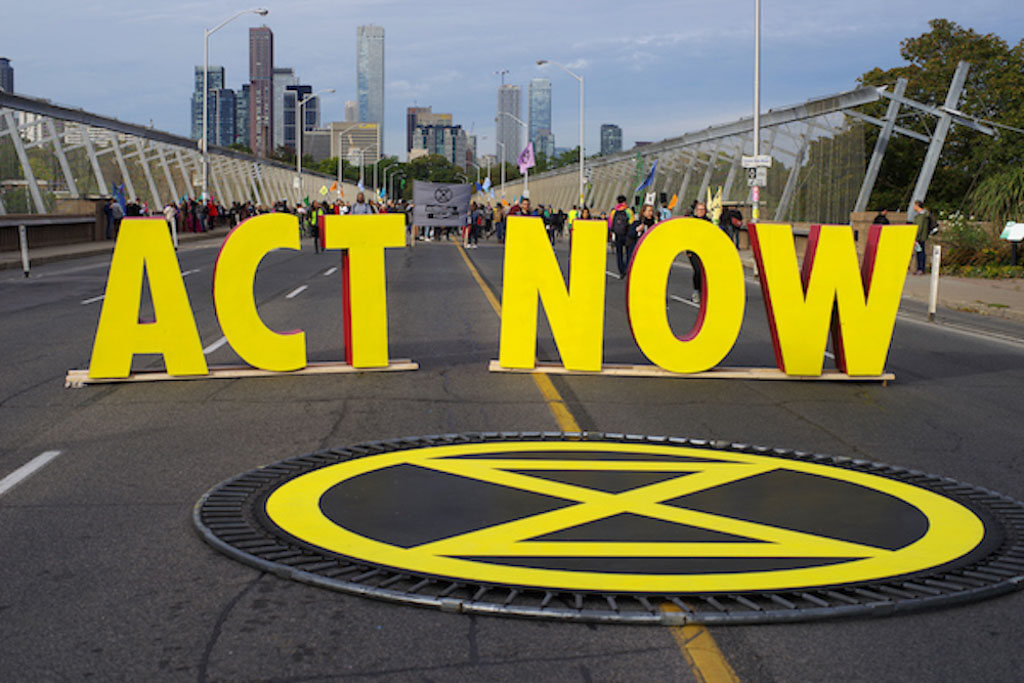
352 192 373 215
494 202 507 243
912 199 938 275
687 202 715 303
608 195 634 278
309 201 325 254
872 208 890 225
626 203 658 268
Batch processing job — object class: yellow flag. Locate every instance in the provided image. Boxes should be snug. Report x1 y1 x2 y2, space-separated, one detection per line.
708 186 723 224
319 185 328 196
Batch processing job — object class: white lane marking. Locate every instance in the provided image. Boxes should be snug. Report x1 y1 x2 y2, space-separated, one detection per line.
605 270 621 279
203 336 228 355
181 268 200 277
669 294 701 310
824 350 836 359
81 295 105 305
0 450 62 498
285 285 308 299
323 267 338 276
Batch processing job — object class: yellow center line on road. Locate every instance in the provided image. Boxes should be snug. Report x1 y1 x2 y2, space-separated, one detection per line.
455 243 580 432
455 243 739 682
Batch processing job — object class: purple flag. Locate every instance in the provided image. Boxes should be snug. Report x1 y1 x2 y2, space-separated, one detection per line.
518 142 535 174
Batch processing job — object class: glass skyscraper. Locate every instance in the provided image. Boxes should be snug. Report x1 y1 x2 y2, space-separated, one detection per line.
0 57 13 93
601 124 623 156
249 26 274 157
191 66 226 144
356 25 385 156
528 78 554 160
496 84 522 168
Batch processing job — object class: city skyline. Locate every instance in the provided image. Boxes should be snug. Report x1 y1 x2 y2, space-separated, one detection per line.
356 25 385 158
4 2 1023 162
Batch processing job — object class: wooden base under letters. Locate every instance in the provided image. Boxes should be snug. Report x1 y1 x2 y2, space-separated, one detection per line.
488 360 894 384
65 360 420 388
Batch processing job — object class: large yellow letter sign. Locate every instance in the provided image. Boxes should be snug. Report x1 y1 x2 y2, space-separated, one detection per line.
749 223 916 376
627 217 746 373
88 218 207 378
213 213 305 372
499 217 607 371
323 213 405 368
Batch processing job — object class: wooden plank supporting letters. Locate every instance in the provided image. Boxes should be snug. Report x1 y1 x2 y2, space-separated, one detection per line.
489 360 894 384
65 360 420 389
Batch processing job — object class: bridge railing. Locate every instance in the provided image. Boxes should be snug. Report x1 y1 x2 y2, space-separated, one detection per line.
0 91 355 215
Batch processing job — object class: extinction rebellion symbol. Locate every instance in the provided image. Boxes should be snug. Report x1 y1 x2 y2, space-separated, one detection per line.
196 435 1024 623
433 187 453 203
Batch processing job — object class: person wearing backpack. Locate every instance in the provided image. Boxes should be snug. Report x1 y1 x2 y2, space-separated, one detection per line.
608 195 634 278
912 199 937 274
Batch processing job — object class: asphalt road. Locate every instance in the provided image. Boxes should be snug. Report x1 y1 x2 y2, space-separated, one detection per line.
1 230 1022 682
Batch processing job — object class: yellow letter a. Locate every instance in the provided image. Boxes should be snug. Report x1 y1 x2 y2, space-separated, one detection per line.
88 218 207 378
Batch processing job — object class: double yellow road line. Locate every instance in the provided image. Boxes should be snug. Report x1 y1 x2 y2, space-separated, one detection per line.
455 243 738 682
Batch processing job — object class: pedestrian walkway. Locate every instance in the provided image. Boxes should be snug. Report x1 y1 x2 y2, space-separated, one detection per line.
0 225 232 272
733 249 1024 324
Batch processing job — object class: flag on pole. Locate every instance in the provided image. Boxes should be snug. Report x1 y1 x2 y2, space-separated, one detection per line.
517 142 535 175
319 185 328 196
635 159 658 194
667 193 678 210
330 181 338 192
357 180 364 192
482 176 492 193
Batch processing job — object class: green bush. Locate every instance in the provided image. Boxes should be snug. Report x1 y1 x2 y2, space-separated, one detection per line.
941 263 1024 278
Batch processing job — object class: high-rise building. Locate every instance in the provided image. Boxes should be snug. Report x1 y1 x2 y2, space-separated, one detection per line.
190 67 236 148
406 106 453 154
326 121 380 167
356 25 385 154
496 84 522 168
284 84 320 154
249 26 274 157
344 100 358 123
0 57 13 93
412 124 467 169
600 123 622 156
213 89 236 147
235 84 250 147
528 78 554 160
272 67 298 151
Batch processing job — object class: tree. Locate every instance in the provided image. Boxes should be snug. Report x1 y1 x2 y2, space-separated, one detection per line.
406 154 463 183
857 19 1024 215
227 142 252 154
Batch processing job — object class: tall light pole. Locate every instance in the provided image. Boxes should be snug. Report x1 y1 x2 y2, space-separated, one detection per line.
752 0 761 222
203 7 268 202
538 59 584 207
497 111 528 194
297 88 334 184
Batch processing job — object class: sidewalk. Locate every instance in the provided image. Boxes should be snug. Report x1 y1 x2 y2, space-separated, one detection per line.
734 249 1024 324
0 225 232 272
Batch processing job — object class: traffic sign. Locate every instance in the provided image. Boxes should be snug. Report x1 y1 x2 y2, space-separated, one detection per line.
746 167 767 187
742 155 773 169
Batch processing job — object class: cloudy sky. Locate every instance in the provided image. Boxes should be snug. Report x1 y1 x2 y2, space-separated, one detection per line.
3 1 1022 160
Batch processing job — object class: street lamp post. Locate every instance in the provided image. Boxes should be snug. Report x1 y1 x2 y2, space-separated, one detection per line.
497 111 528 194
297 88 334 189
538 59 584 207
752 0 761 222
203 7 268 203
